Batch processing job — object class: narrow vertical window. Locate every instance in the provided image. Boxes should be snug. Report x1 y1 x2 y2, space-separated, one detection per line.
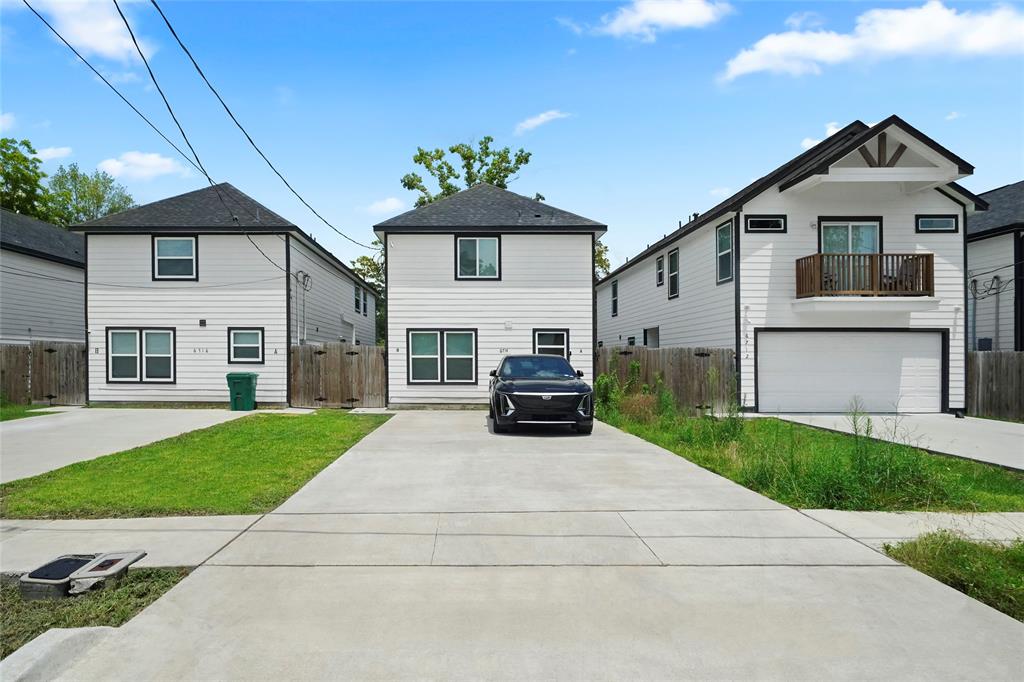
354 286 361 313
667 248 679 298
716 221 733 284
362 289 368 317
611 280 618 317
655 256 664 287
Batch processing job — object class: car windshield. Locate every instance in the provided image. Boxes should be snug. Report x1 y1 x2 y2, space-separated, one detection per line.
499 356 576 379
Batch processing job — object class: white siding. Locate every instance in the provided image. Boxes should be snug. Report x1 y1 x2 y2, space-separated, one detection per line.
967 232 1017 351
0 249 84 343
386 233 594 404
87 234 288 404
739 184 966 410
596 219 736 349
288 238 376 346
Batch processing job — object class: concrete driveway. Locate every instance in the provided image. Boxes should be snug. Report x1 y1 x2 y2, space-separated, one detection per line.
0 407 246 483
35 412 1023 680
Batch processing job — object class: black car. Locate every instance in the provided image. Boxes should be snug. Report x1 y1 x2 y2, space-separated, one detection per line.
488 355 594 434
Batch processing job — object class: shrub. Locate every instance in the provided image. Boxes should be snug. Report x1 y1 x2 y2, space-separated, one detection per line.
593 373 622 416
620 394 657 423
623 360 642 395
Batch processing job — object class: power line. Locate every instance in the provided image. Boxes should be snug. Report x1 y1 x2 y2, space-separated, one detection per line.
1 264 285 289
968 258 1024 280
148 0 377 251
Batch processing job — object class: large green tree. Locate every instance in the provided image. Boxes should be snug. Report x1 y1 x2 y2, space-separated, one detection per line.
0 138 49 218
401 136 531 207
350 238 386 344
45 163 134 227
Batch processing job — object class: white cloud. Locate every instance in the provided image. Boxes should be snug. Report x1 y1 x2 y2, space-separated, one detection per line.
364 197 405 215
515 110 572 135
800 121 841 150
723 1 1024 81
596 0 733 41
26 0 156 63
0 112 14 133
556 17 584 36
945 111 962 121
784 11 824 31
709 187 732 199
97 151 187 180
105 71 141 84
35 146 73 161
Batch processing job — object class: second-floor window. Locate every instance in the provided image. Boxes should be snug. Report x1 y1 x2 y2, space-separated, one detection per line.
716 222 733 284
362 289 368 316
153 236 197 280
656 255 664 286
667 248 679 298
354 286 362 313
611 280 618 317
916 215 958 233
456 236 500 279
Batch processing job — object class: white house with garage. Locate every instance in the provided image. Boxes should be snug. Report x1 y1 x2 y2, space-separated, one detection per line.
966 180 1021 352
597 115 987 414
374 183 605 405
73 183 377 405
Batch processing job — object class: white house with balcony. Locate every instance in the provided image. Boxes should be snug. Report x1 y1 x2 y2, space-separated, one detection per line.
597 115 987 414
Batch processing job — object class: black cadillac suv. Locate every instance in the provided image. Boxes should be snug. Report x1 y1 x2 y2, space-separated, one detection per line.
488 355 594 434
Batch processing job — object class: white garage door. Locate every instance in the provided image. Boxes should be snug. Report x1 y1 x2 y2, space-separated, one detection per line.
757 331 943 413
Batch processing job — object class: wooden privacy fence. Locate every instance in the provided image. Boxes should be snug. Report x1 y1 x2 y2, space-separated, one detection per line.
290 342 386 408
967 351 1024 421
596 345 736 412
0 342 87 405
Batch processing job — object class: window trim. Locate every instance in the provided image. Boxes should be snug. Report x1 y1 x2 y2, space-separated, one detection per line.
454 235 502 280
362 289 368 316
655 255 664 287
744 214 787 233
406 328 478 385
106 326 176 384
151 235 198 281
142 329 175 382
716 221 734 285
915 214 958 234
354 285 362 314
667 248 679 299
107 328 140 382
227 327 265 365
532 328 570 359
610 279 618 317
442 330 477 383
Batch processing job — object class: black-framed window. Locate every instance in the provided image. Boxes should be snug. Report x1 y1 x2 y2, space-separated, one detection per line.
916 214 958 233
228 327 264 364
354 286 361 313
745 215 787 233
611 280 618 317
534 329 569 358
408 329 477 384
655 255 664 286
107 327 175 383
627 336 636 346
152 236 197 280
362 289 368 316
716 221 733 284
667 248 679 298
456 236 500 279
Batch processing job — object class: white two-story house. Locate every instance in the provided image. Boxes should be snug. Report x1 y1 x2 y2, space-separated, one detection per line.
75 183 377 405
374 183 605 405
597 115 987 414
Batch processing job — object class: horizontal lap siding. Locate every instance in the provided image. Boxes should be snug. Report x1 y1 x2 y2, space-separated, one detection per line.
739 184 966 410
387 233 593 404
87 234 288 403
596 221 735 349
967 233 1015 351
289 240 376 346
0 250 84 343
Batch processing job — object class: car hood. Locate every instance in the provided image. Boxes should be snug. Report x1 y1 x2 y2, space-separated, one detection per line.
495 378 592 393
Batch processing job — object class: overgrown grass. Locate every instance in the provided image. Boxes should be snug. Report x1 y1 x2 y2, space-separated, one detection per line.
0 400 51 422
596 362 1024 512
0 410 389 518
885 532 1024 621
0 568 189 659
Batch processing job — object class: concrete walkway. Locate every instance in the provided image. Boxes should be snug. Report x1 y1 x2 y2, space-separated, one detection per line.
10 412 1023 680
772 412 1024 470
804 510 1024 549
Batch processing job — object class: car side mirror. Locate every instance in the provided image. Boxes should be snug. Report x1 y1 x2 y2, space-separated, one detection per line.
489 369 497 377
576 370 584 378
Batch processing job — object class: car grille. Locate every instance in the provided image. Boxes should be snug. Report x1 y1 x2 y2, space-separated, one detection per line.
509 393 581 413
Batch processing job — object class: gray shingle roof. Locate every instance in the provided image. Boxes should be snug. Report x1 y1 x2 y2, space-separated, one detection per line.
0 208 84 266
75 183 294 229
373 183 606 232
967 180 1024 237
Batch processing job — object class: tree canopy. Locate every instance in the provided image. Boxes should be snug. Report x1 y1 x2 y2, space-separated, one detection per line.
400 136 531 207
1 138 49 217
46 163 134 227
350 238 386 343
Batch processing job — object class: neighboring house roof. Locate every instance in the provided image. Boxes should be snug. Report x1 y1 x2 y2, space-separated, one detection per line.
72 183 378 294
0 208 84 267
966 180 1024 240
373 183 606 233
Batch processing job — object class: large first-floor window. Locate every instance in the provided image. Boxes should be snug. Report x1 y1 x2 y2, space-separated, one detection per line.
107 327 175 383
408 329 477 384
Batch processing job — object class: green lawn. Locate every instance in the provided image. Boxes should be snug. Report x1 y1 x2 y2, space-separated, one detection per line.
0 402 52 422
885 532 1024 622
1 568 189 659
0 410 389 519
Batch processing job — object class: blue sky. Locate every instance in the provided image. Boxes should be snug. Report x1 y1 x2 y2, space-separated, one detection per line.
2 0 1022 267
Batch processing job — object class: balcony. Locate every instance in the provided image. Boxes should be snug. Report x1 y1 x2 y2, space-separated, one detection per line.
795 253 934 298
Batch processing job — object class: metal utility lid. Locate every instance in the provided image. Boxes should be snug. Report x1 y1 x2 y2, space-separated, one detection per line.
23 555 97 585
69 550 147 580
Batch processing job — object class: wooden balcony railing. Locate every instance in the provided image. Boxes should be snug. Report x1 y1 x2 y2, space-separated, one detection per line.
795 253 934 298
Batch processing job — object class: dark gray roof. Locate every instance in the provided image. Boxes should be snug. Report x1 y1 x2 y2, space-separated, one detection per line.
75 183 294 229
374 183 606 232
967 181 1024 237
0 208 84 267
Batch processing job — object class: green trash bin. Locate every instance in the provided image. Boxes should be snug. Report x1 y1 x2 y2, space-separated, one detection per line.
226 372 258 411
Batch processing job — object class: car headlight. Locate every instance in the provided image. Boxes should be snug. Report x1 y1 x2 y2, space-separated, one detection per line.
577 393 591 416
499 392 515 416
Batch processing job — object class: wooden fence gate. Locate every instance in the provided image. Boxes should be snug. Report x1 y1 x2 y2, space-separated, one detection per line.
966 351 1024 421
0 342 87 405
290 342 387 408
595 345 736 413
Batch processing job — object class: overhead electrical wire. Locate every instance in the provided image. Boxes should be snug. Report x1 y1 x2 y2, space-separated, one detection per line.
1 264 285 289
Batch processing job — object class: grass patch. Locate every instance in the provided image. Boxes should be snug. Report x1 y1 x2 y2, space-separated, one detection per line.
0 568 189 659
0 402 52 422
0 410 389 518
885 532 1024 621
